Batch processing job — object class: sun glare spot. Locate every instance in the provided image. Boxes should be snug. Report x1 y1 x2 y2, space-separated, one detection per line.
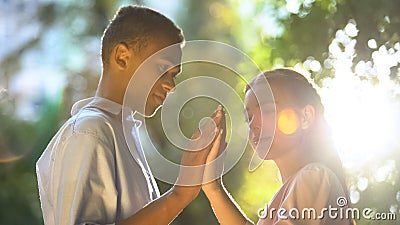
322 79 398 169
312 21 400 170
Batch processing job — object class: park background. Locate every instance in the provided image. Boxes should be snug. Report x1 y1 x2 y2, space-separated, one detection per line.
1 0 400 224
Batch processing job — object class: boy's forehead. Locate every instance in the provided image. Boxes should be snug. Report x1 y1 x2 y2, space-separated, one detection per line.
147 40 183 65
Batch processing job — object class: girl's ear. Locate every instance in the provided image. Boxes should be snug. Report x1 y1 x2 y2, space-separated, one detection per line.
300 105 315 130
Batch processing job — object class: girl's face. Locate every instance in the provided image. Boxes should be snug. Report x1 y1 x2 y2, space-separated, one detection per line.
244 84 302 160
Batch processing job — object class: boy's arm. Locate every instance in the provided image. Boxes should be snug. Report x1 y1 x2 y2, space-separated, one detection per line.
118 106 225 225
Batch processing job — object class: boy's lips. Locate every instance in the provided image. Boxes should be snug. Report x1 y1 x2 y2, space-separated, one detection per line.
154 93 166 104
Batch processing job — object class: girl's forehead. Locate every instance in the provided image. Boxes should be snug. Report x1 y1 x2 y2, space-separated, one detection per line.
245 82 280 101
244 90 275 113
245 83 297 110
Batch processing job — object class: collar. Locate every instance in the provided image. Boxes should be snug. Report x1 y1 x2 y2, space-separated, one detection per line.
71 97 143 128
71 97 122 116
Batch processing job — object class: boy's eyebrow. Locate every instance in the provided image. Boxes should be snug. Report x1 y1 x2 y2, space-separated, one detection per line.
161 54 181 65
159 58 181 72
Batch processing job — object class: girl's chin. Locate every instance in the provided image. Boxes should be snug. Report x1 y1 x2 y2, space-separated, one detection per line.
252 140 273 159
253 147 271 160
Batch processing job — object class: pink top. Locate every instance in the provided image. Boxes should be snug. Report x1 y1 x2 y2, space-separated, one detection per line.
257 163 353 225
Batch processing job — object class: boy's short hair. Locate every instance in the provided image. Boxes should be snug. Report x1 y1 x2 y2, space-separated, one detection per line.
101 5 184 67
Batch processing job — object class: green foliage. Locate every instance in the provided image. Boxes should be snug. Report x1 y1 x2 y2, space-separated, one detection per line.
1 0 399 224
0 99 62 224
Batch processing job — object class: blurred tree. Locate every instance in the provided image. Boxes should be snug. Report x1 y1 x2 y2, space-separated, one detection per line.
0 1 124 224
225 1 400 224
1 0 399 224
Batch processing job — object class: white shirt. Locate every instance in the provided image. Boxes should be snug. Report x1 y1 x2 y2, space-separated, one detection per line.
36 97 160 225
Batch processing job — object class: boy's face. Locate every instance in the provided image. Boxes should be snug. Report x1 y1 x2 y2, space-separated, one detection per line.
127 37 182 116
145 60 181 116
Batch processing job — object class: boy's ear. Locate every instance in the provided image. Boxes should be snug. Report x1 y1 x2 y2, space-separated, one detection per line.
113 43 131 70
300 105 315 130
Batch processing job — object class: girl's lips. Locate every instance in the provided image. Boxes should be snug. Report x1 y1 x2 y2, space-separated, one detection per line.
253 137 272 147
154 95 164 105
252 138 259 146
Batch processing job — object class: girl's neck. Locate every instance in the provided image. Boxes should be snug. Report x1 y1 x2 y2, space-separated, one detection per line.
274 145 314 183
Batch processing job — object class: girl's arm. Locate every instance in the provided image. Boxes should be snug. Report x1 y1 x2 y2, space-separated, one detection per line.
202 114 254 225
203 179 254 225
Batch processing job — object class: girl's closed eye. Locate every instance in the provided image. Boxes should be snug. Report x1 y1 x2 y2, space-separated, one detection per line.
260 103 275 114
245 114 253 124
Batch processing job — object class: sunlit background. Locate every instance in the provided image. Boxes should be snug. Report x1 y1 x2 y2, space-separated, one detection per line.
1 0 399 224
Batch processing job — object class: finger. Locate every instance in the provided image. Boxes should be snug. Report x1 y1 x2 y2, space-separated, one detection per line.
217 112 226 142
215 128 223 145
218 141 228 157
191 106 224 143
210 105 224 117
200 106 224 136
220 110 226 130
211 105 225 128
206 128 223 161
203 105 224 129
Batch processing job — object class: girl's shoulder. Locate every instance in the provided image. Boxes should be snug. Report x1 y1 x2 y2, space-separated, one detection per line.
282 162 347 206
292 162 339 185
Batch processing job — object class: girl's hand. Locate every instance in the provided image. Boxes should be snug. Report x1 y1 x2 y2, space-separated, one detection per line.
202 107 227 193
173 105 225 199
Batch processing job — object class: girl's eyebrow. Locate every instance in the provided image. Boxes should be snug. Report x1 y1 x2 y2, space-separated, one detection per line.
245 101 276 112
260 101 277 106
245 102 258 112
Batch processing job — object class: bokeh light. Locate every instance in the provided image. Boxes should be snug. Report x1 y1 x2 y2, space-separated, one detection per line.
310 21 400 170
1 1 400 224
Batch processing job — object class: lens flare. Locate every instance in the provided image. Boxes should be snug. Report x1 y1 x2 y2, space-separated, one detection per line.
277 109 298 135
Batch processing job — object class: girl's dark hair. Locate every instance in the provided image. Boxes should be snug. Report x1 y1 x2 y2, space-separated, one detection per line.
101 5 184 67
246 68 350 200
